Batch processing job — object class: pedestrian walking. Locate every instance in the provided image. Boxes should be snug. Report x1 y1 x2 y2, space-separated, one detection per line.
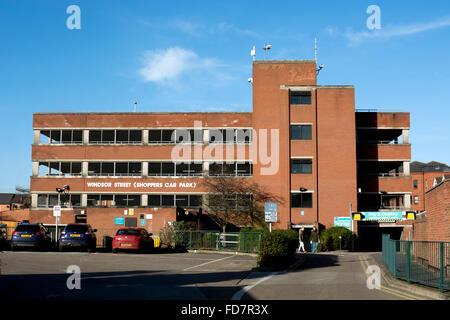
310 226 319 253
298 227 306 253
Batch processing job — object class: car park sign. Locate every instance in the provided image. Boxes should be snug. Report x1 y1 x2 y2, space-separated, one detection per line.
265 202 278 223
334 217 351 230
53 205 61 217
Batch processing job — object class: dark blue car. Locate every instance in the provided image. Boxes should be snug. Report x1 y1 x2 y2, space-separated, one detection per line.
59 224 97 252
11 223 51 251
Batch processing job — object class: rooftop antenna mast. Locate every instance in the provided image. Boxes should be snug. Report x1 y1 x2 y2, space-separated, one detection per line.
133 101 137 113
263 43 271 60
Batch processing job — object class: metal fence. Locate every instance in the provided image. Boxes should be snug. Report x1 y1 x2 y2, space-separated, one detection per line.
159 230 262 253
382 234 450 292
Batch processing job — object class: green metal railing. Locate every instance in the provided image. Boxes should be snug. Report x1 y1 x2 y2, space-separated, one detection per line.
382 234 450 292
160 230 262 253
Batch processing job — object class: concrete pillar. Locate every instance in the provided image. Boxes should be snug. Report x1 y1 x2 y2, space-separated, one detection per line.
142 162 148 178
403 161 410 176
143 129 149 145
83 130 89 144
81 194 87 207
203 129 209 144
402 129 409 144
404 194 411 209
82 161 88 177
34 130 40 145
31 194 38 208
203 162 209 176
141 194 148 207
32 161 39 177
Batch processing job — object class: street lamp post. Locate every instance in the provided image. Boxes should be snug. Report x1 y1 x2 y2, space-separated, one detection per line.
55 185 70 246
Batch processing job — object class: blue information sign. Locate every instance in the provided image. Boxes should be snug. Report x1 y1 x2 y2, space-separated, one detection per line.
265 202 278 223
115 217 125 225
363 211 403 221
334 217 351 230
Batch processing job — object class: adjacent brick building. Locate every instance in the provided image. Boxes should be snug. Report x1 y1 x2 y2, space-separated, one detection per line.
27 60 414 246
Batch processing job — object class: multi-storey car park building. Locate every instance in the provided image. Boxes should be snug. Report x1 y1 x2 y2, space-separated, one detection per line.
29 60 414 248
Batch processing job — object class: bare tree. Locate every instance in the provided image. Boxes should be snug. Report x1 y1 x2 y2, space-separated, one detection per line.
202 176 283 232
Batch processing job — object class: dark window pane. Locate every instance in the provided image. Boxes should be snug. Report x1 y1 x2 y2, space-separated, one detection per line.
115 163 128 175
302 193 313 208
60 162 71 175
149 130 162 143
162 130 175 143
209 163 223 176
223 163 236 175
291 159 312 174
100 195 113 207
237 163 252 176
129 162 142 176
116 130 129 143
61 130 72 143
102 162 114 175
102 130 115 143
129 130 142 143
50 130 61 143
236 129 252 143
148 195 161 206
148 163 161 176
301 125 312 140
115 195 128 206
190 163 203 176
127 195 141 207
70 195 81 207
291 91 311 105
189 195 202 207
72 130 82 143
176 194 189 207
87 195 100 207
88 162 101 175
71 162 82 175
89 130 101 143
161 195 174 207
161 162 175 176
291 194 301 208
37 194 48 207
176 163 189 176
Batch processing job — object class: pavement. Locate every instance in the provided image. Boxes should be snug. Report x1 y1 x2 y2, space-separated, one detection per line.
0 249 443 300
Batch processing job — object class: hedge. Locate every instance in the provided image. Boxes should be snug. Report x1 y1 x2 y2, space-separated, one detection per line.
258 229 298 269
318 227 355 252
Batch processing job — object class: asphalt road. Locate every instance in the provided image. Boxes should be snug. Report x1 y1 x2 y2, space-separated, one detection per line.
0 250 431 300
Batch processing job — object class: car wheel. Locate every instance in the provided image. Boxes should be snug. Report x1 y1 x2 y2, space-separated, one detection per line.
112 248 119 254
11 245 16 251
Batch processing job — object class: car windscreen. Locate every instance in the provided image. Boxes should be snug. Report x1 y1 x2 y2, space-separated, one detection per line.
15 225 40 232
65 225 89 233
116 229 139 236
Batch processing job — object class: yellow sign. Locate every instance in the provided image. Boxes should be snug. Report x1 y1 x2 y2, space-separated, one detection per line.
353 213 361 221
128 209 134 216
406 213 415 220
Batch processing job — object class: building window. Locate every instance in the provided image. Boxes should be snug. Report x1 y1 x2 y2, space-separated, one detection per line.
291 125 312 140
87 162 142 176
147 194 202 208
413 180 418 188
37 194 81 208
209 129 252 144
291 159 312 174
291 193 313 208
148 129 203 144
40 130 83 144
86 194 140 207
88 130 142 144
38 162 82 176
207 194 252 210
414 196 419 204
290 91 311 105
209 162 253 177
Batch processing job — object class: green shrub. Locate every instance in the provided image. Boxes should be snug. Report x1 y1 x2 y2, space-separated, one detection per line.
318 227 355 252
258 229 298 269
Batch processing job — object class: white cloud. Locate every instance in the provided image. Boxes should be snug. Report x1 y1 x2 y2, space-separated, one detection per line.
168 20 261 38
138 47 217 83
327 16 450 45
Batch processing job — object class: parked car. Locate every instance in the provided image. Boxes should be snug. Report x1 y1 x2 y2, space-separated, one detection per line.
59 223 97 252
10 223 51 251
112 228 154 253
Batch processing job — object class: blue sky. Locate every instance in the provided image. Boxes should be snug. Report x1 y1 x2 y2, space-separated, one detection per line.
0 0 449 192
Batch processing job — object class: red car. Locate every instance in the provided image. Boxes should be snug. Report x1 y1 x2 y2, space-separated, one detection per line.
112 228 154 253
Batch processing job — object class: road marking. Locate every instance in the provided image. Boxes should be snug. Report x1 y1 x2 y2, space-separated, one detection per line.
359 255 425 300
231 271 282 300
183 255 235 271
